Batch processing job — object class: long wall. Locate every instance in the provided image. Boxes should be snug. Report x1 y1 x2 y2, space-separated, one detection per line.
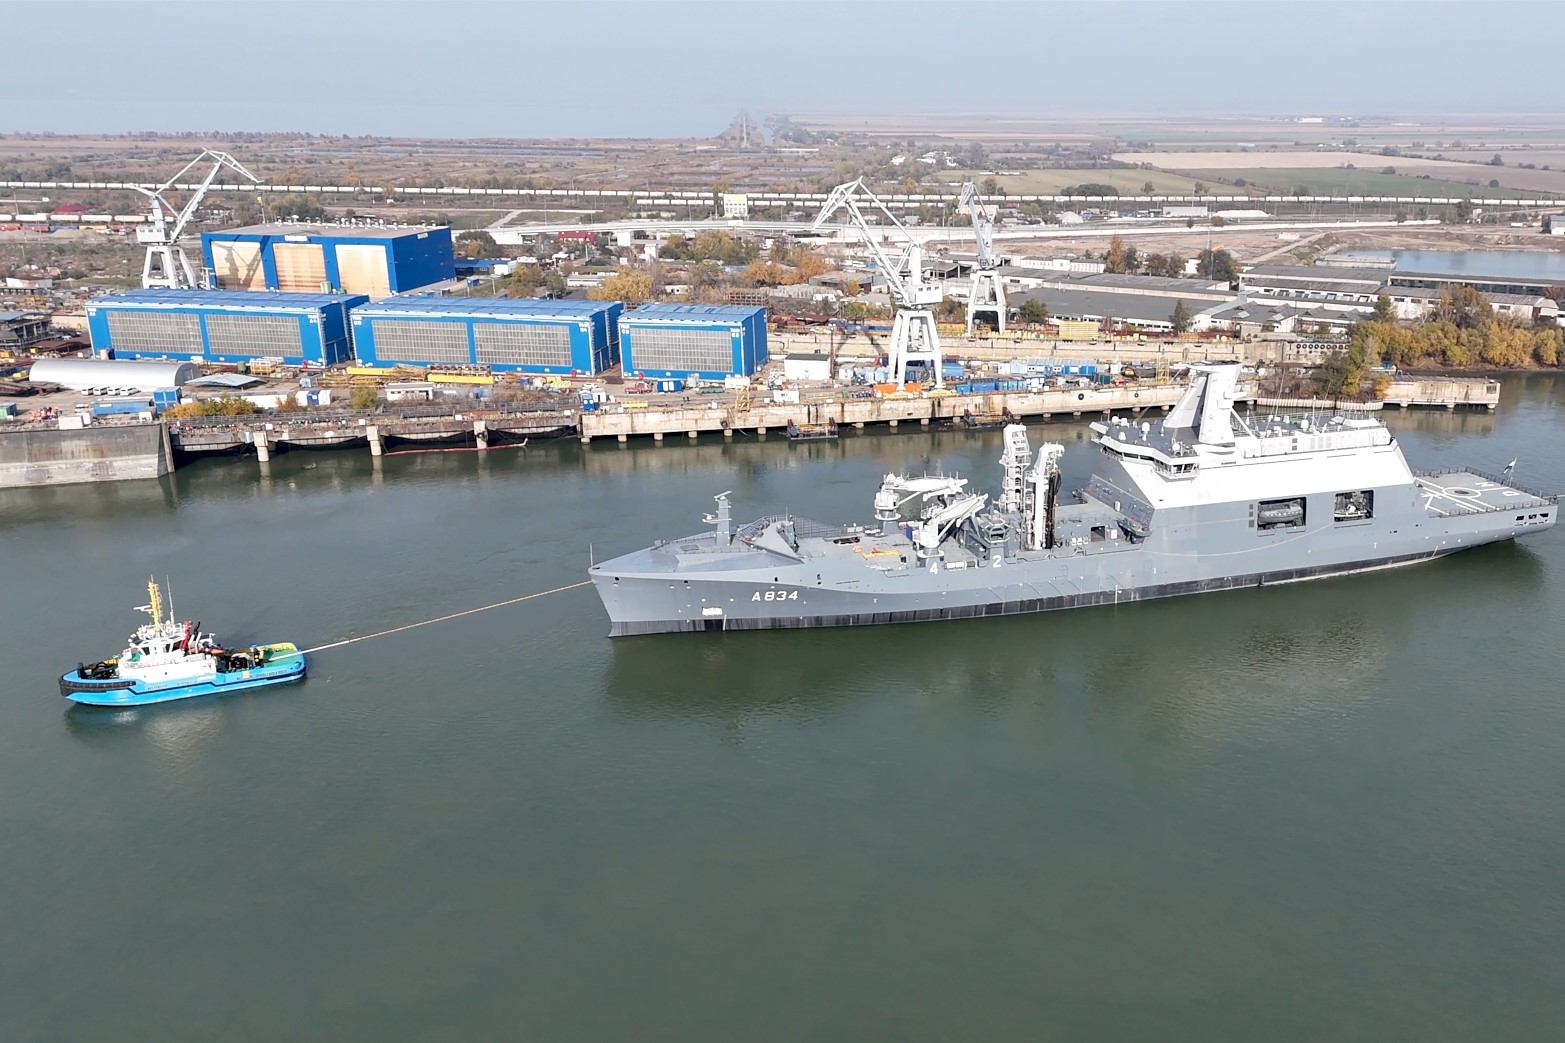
0 423 172 487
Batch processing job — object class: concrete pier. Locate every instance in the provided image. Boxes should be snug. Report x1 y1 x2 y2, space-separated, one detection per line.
252 430 271 463
0 422 173 488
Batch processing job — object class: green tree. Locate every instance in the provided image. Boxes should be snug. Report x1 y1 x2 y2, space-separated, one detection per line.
349 385 380 410
1170 300 1193 334
1196 248 1238 282
1371 293 1394 322
1061 183 1118 197
1017 298 1050 324
1141 180 1155 194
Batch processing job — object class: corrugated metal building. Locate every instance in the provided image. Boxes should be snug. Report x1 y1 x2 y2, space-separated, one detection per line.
86 289 367 366
618 304 768 380
349 297 622 374
201 224 454 296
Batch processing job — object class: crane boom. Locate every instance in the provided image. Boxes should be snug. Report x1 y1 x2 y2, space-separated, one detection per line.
813 179 945 388
958 180 1008 336
136 150 263 289
958 181 999 270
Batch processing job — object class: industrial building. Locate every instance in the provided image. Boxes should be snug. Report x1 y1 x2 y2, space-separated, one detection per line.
201 224 454 296
29 357 202 391
0 309 49 348
618 304 768 380
86 289 367 367
349 297 622 375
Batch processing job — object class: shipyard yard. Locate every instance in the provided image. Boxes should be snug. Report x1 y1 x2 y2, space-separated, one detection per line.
9 0 1565 1032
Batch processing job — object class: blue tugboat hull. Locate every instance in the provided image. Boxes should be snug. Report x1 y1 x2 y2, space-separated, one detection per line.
61 646 305 706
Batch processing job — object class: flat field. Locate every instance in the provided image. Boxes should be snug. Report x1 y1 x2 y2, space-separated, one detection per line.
1185 168 1546 198
1119 150 1565 194
945 168 1217 195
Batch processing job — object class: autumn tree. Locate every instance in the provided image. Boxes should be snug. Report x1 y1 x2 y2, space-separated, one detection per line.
455 230 497 260
1434 284 1492 330
589 270 654 303
1103 235 1129 274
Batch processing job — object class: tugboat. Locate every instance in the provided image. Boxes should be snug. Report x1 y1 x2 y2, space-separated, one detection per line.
61 578 304 706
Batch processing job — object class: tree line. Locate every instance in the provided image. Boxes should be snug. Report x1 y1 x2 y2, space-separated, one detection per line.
1321 287 1565 395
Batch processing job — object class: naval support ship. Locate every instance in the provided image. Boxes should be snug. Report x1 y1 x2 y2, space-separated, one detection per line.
590 362 1556 636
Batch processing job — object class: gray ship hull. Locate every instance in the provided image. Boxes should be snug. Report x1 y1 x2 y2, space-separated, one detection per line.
593 481 1548 636
591 367 1557 637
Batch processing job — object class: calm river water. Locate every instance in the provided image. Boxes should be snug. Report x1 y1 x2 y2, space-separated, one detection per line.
4 377 1565 1041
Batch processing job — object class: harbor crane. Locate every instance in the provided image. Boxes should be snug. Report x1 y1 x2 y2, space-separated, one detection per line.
134 150 262 289
958 181 1006 336
812 179 944 388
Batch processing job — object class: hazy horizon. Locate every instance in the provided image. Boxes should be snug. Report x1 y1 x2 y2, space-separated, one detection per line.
7 1 1562 138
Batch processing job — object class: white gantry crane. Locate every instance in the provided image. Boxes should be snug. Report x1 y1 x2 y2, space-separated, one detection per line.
134 150 262 289
959 181 1006 336
813 179 944 388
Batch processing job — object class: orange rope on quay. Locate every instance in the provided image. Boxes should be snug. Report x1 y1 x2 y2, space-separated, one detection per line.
301 580 594 655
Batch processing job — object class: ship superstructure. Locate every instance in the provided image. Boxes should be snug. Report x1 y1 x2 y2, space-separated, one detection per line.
591 363 1556 636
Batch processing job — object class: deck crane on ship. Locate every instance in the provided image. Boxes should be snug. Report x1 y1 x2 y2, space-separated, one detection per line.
812 180 945 389
958 181 1007 336
134 150 262 289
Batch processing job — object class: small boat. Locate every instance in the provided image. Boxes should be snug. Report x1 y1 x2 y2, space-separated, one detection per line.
786 419 839 441
60 578 304 706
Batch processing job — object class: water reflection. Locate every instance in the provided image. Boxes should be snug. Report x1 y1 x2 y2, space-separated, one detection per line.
604 539 1547 745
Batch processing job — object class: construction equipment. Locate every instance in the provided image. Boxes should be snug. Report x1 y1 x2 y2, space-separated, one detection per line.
134 150 262 289
812 180 944 389
958 181 1006 336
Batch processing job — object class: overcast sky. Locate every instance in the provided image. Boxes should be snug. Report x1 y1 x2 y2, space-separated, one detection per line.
6 1 1559 137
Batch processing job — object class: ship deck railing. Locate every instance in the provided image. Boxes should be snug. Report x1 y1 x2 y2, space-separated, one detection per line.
1412 469 1558 518
1413 469 1558 503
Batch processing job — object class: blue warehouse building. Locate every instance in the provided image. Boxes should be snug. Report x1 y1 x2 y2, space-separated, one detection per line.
618 304 768 381
86 288 367 367
201 224 454 296
350 297 623 375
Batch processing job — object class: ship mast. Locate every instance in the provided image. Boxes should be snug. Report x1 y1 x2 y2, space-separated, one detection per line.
144 576 165 627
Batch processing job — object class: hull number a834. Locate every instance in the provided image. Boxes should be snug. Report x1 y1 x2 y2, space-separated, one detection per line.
752 590 798 602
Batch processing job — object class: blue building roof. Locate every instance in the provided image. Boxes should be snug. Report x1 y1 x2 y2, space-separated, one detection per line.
354 296 618 319
89 288 364 310
620 303 766 324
